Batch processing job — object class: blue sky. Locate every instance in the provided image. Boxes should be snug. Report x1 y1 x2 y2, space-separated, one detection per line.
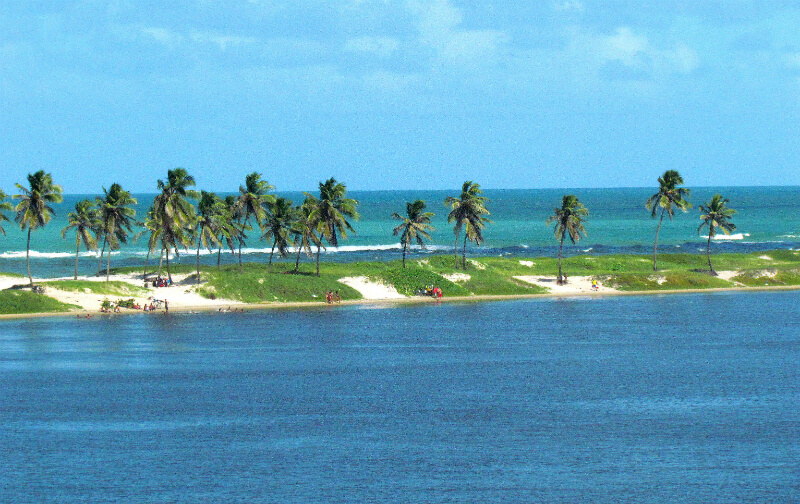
1 1 799 193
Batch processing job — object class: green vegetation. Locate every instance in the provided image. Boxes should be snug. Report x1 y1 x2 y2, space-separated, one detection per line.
0 290 76 315
42 280 148 297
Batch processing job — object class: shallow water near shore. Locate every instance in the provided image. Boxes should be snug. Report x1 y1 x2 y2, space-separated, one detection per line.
2 290 799 503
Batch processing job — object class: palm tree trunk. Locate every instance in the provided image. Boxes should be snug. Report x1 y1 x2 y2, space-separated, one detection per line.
269 240 276 267
402 242 407 268
217 247 222 269
74 233 80 280
158 248 164 277
26 227 33 287
462 232 468 270
315 244 321 277
653 207 666 271
98 237 107 275
558 235 564 284
706 229 714 274
453 231 460 269
105 245 111 282
196 238 202 285
166 249 171 282
294 247 302 273
143 248 151 279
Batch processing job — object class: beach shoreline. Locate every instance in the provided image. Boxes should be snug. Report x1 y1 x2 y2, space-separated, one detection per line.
2 272 800 321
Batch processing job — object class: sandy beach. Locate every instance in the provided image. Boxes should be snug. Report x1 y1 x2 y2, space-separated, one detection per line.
2 266 800 320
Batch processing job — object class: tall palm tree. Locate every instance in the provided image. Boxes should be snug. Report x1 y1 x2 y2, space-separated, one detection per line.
0 189 12 236
13 171 64 287
307 178 359 276
698 194 736 275
445 181 491 270
61 199 99 280
291 196 323 274
236 172 275 267
645 170 691 271
153 168 198 280
194 191 231 285
220 195 243 268
392 200 435 268
263 196 295 268
546 195 588 285
136 205 162 278
96 183 137 282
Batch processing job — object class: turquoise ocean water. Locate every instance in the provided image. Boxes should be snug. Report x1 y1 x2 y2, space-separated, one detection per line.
1 186 799 277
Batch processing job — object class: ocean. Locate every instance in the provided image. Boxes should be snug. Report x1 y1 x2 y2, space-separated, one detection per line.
1 186 799 278
2 291 798 502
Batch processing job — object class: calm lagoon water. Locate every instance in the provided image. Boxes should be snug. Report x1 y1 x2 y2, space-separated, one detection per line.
2 291 799 503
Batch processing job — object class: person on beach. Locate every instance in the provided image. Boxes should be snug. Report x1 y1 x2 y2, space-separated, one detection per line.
592 279 599 291
334 290 341 303
164 299 169 312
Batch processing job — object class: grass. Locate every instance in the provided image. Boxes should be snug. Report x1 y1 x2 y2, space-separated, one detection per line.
4 250 798 315
43 280 149 296
0 290 77 315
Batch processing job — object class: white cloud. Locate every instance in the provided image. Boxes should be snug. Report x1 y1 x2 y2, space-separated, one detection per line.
407 0 508 68
554 1 584 13
343 36 399 58
599 27 649 67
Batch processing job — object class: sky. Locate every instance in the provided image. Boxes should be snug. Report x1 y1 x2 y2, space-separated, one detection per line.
1 0 800 194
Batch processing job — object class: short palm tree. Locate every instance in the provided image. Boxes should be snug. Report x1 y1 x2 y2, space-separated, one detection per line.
96 183 137 282
291 196 323 274
307 178 359 276
61 199 99 280
236 172 275 267
645 170 690 271
698 194 736 275
263 196 295 267
392 200 435 268
13 171 64 286
194 191 230 285
546 195 588 285
445 181 491 269
0 189 13 236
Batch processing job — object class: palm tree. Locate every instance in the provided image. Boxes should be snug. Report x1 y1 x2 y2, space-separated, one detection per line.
96 183 137 282
153 168 198 281
546 195 589 285
61 199 99 280
236 172 275 267
13 171 64 287
645 170 691 271
220 195 243 268
307 178 359 276
698 194 736 275
0 189 13 236
136 205 162 279
263 196 295 268
445 181 491 269
392 200 435 268
291 196 323 274
194 191 230 285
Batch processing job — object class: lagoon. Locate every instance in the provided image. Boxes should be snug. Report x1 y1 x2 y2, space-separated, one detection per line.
2 290 798 503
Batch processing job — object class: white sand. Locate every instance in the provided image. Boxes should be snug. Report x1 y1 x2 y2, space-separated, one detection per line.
338 276 405 299
514 275 618 294
1 272 244 313
441 273 470 283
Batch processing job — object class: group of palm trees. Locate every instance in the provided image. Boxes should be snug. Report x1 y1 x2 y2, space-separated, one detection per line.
0 169 738 288
0 169 360 287
544 169 736 282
